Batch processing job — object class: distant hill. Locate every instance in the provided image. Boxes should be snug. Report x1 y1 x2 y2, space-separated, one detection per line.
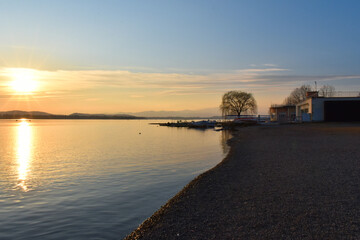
69 113 141 119
0 108 222 119
0 110 54 119
0 111 143 119
122 108 221 118
0 110 53 116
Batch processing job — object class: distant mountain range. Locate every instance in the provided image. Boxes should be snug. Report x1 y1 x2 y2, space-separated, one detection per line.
68 113 141 119
0 108 222 119
0 111 143 119
0 110 53 116
122 108 221 118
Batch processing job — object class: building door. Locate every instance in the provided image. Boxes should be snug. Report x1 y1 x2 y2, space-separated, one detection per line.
324 101 360 121
302 113 311 122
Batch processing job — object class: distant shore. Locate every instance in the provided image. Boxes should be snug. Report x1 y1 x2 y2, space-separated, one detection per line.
0 110 223 120
0 111 144 119
0 110 224 120
125 123 360 239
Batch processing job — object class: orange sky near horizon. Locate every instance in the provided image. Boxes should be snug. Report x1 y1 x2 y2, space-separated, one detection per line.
1 66 359 115
0 67 297 115
2 2 360 116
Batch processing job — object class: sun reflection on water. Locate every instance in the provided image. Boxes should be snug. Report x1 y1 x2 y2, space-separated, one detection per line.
16 119 32 191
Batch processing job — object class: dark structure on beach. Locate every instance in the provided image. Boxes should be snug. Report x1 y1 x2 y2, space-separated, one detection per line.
296 91 360 122
270 91 360 122
269 104 296 122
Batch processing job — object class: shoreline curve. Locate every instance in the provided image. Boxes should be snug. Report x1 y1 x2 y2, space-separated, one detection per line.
125 123 360 239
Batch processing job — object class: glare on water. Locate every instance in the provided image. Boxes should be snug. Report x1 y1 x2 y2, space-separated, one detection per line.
0 119 230 239
16 119 32 191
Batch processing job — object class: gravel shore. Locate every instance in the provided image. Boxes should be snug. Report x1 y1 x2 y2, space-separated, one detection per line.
125 123 360 239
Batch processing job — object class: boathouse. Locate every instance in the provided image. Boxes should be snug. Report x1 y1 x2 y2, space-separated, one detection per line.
296 92 360 122
269 104 296 122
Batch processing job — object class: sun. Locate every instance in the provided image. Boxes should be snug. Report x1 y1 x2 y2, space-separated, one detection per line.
9 69 38 94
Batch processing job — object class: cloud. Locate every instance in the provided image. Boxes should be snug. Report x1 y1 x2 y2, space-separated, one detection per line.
249 63 278 68
0 67 359 99
1 66 359 114
263 63 278 67
85 98 101 101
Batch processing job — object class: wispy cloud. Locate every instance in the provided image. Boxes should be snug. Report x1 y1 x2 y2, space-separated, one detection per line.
1 66 359 113
130 95 145 98
1 67 359 98
263 63 278 67
249 63 278 68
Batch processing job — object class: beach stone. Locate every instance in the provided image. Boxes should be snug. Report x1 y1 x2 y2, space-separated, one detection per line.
124 123 360 240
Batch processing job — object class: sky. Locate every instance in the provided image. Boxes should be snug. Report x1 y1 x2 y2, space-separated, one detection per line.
0 0 360 115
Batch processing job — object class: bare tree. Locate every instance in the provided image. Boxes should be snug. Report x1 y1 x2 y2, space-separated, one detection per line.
284 85 312 105
220 91 257 117
319 84 335 97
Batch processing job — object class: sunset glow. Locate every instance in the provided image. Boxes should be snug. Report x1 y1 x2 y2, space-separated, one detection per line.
1 1 360 239
0 1 359 115
9 69 38 94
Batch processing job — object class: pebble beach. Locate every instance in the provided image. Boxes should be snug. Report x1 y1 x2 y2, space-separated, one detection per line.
125 123 360 239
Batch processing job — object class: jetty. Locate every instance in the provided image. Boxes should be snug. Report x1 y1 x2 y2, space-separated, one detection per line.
152 116 271 130
155 120 218 129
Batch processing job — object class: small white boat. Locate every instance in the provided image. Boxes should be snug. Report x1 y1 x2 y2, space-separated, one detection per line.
190 120 217 128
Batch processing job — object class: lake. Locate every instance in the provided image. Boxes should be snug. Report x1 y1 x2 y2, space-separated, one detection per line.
0 119 230 239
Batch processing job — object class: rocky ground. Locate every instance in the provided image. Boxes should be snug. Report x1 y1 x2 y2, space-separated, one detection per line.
125 123 360 239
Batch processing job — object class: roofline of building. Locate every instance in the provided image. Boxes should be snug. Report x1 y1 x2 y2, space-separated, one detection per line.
270 104 296 108
296 96 360 106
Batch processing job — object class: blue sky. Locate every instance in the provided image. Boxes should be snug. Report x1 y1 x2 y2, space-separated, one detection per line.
0 1 359 114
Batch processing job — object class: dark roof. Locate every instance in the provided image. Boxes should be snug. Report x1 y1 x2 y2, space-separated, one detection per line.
270 104 296 109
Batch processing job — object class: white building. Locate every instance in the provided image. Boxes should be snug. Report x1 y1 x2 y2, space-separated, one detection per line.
296 92 360 122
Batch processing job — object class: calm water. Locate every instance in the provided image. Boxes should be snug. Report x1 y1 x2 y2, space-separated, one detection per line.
0 119 230 239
